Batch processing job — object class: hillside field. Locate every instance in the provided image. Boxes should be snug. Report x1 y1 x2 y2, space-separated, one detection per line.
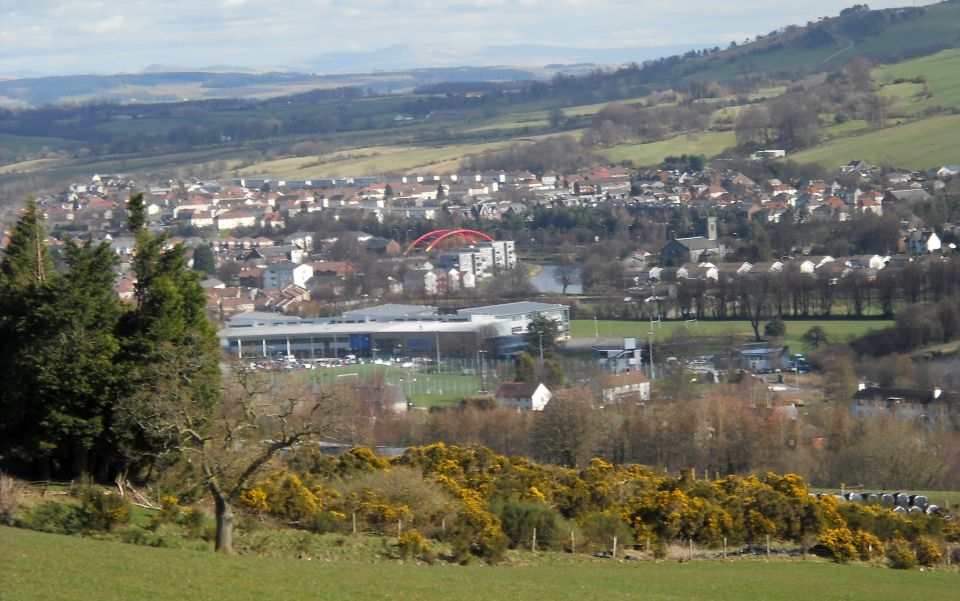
876 48 960 116
1 526 956 601
570 319 893 351
604 131 737 167
788 113 960 170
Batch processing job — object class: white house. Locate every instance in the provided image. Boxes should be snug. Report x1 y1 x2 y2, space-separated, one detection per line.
495 382 552 411
795 255 835 274
216 210 257 231
906 230 941 255
263 261 314 290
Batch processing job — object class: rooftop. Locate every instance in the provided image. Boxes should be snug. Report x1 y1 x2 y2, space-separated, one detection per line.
458 301 568 317
341 304 438 320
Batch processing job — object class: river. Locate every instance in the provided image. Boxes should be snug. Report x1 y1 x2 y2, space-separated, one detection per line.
528 264 583 294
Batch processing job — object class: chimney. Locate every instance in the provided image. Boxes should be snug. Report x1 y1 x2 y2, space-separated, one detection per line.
933 387 942 399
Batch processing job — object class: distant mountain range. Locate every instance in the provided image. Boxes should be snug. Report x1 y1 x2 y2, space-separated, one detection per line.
289 43 703 74
0 43 704 107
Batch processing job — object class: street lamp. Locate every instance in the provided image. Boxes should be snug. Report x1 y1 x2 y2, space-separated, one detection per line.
648 331 655 379
478 349 487 393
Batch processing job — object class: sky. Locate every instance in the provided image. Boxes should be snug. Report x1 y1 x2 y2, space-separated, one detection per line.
0 1 922 77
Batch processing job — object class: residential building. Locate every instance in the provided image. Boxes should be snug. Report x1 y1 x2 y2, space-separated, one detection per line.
494 382 552 411
263 261 313 290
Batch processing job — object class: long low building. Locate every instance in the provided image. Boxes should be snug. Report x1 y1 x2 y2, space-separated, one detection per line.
218 301 570 360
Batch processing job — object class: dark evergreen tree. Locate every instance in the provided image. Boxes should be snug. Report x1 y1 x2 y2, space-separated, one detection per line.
515 352 538 383
0 199 55 471
523 315 560 359
114 193 221 475
30 240 122 476
542 358 565 388
192 244 217 276
0 203 123 477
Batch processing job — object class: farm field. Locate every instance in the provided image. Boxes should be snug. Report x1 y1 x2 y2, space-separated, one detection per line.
569 319 893 352
788 113 960 170
875 48 960 115
2 526 957 601
236 141 518 179
604 131 736 167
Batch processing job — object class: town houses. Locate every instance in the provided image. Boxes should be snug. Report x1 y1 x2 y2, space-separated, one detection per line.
3 159 956 323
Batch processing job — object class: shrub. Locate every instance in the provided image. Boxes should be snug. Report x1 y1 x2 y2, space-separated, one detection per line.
885 533 917 569
914 536 942 566
305 510 347 534
16 500 85 535
181 507 208 539
495 499 566 551
341 467 453 536
76 486 131 532
651 536 669 559
819 527 858 563
0 472 26 524
764 318 787 338
397 530 435 563
580 512 633 553
943 520 960 543
852 530 884 561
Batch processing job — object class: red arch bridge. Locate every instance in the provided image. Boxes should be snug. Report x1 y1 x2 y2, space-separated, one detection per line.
404 229 494 255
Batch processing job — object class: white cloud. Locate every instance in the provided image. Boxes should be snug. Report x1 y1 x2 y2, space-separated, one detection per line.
86 15 126 35
0 0 933 76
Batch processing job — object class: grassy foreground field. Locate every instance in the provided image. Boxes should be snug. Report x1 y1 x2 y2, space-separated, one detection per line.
1 527 956 601
570 319 893 352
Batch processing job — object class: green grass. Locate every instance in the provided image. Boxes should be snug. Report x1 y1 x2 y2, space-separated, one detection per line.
823 118 872 138
789 113 960 170
604 131 736 167
93 117 196 136
238 141 514 178
2 526 958 601
279 364 486 408
570 319 893 352
0 132 80 158
875 48 960 116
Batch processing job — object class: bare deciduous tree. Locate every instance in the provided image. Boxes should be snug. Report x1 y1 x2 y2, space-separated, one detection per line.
126 364 353 553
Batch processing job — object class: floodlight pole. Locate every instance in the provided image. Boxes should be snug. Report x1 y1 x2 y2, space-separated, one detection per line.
648 331 655 380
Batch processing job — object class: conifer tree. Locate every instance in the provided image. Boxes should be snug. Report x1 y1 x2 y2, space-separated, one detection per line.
515 352 538 383
114 193 221 474
0 203 123 476
31 239 123 476
0 199 55 468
